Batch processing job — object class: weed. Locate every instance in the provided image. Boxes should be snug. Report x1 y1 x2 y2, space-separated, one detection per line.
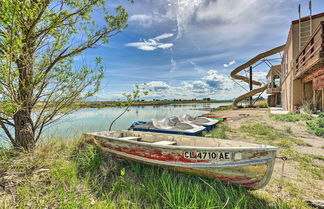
240 123 286 140
239 123 311 148
309 154 324 161
208 123 231 139
306 117 324 137
284 126 292 134
254 100 268 108
212 104 233 112
270 113 312 122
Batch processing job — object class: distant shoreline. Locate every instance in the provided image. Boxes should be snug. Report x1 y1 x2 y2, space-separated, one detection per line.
73 100 232 109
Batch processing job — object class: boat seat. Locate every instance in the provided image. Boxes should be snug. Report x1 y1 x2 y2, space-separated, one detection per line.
118 137 141 141
153 141 177 146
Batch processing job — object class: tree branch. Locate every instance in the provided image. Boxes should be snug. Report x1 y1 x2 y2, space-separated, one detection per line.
0 121 15 145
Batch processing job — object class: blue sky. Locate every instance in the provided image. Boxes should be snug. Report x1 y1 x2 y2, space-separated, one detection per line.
78 0 324 101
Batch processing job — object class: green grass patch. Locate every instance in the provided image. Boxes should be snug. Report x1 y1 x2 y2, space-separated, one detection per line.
298 155 324 180
270 113 312 122
239 123 311 148
309 154 324 161
306 117 324 137
207 123 231 139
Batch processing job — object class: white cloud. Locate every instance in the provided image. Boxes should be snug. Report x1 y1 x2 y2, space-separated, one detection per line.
127 0 294 46
125 42 157 51
129 14 153 27
134 68 246 100
158 43 174 49
146 81 170 91
251 71 268 83
223 60 236 67
170 58 176 73
202 70 234 90
126 33 174 51
154 33 174 41
189 61 205 74
192 81 210 93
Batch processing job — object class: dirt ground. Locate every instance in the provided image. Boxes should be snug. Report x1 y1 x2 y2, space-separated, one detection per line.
213 108 324 204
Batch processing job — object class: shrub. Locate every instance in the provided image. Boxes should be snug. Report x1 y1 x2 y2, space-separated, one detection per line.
307 117 324 137
254 100 268 108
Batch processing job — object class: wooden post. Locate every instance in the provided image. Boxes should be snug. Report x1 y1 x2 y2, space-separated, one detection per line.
301 82 305 101
249 66 253 106
313 89 317 111
322 87 324 111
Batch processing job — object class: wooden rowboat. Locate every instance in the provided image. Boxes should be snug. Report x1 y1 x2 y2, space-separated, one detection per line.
84 131 278 189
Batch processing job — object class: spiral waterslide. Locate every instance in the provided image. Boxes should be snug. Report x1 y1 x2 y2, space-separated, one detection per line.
231 45 285 106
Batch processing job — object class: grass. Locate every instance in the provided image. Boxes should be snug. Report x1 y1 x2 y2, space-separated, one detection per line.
270 113 312 122
309 154 324 161
279 148 324 180
206 123 231 139
0 138 300 209
211 104 233 112
254 100 268 108
306 117 324 137
239 123 311 148
236 100 268 109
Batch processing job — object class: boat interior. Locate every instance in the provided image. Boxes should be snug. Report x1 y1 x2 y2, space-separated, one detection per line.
90 131 272 148
134 118 205 133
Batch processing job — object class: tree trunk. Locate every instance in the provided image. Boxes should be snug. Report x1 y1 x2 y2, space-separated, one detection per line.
13 62 35 151
14 37 36 151
13 109 35 151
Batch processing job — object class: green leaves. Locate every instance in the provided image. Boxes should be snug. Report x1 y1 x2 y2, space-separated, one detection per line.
0 101 19 117
0 0 130 146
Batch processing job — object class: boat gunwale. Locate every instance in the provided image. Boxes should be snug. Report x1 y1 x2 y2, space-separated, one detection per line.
84 131 278 152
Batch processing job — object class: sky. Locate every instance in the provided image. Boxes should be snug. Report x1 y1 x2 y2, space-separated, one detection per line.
77 0 324 101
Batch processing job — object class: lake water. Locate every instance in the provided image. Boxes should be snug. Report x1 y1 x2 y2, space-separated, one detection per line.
44 102 229 139
0 102 229 145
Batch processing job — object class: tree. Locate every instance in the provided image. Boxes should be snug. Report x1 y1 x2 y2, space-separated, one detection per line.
108 85 149 131
0 0 129 151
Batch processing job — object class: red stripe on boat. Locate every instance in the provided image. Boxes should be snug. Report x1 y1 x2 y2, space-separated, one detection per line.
240 179 261 186
100 142 209 163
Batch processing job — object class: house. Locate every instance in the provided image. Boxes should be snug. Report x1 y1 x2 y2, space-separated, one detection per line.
278 12 324 111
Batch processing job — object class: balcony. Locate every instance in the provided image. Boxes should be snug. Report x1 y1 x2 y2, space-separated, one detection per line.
266 65 281 95
266 87 281 94
295 21 324 80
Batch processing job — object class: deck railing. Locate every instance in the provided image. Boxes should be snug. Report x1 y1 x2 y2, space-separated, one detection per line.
295 21 324 77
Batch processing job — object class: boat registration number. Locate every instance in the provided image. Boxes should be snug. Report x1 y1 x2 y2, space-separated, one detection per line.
183 151 231 160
